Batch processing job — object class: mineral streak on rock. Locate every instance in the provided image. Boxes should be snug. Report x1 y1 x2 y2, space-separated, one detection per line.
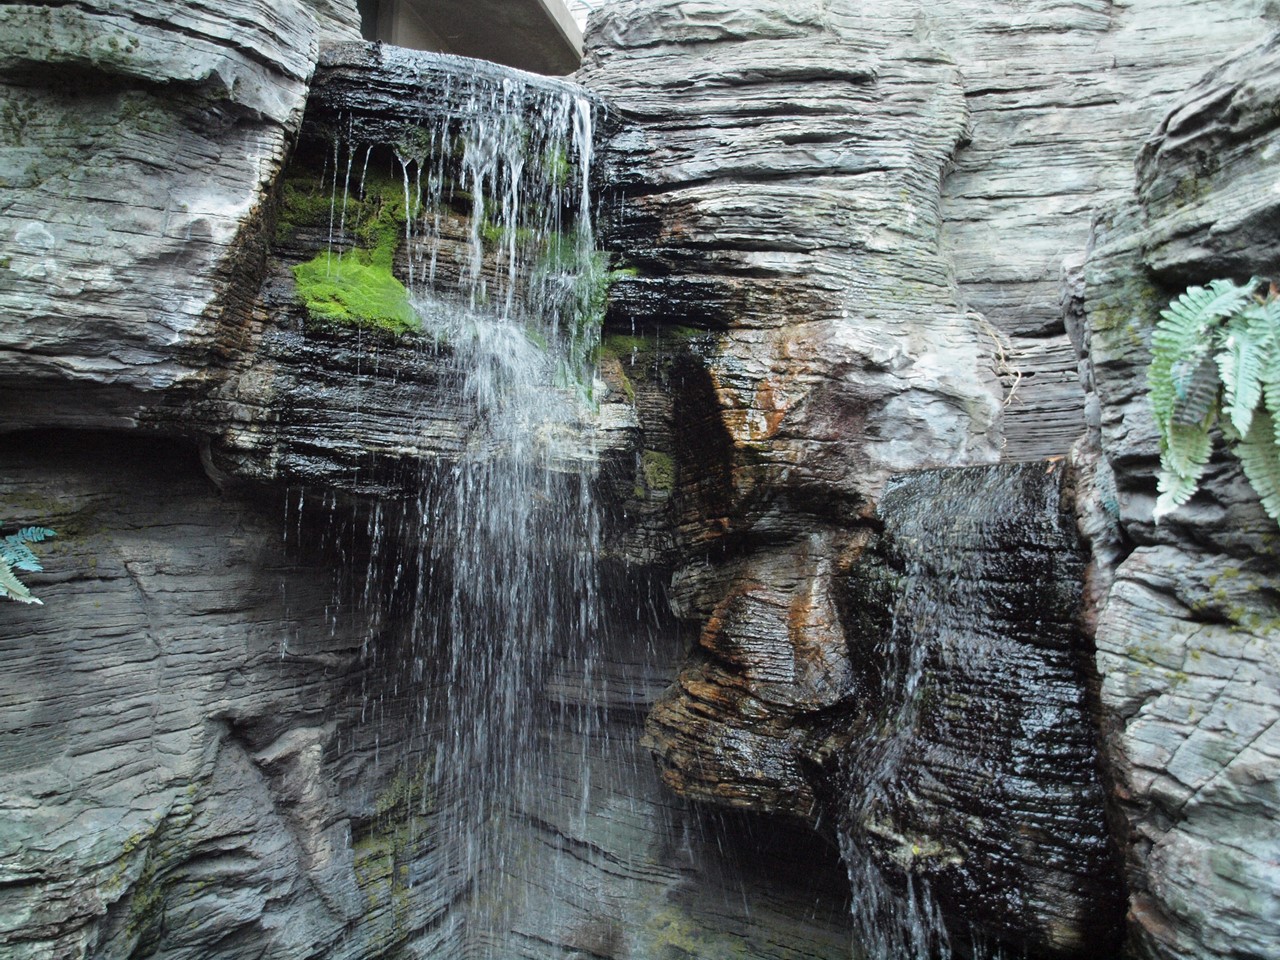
580 2 1276 958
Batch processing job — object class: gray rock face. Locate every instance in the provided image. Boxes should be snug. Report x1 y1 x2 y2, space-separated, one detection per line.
837 464 1123 959
582 0 1007 833
1074 31 1280 960
202 43 637 494
3 0 1278 958
0 435 853 959
0 435 457 960
0 0 360 432
935 0 1270 458
584 0 1006 509
0 16 854 960
580 1 1277 957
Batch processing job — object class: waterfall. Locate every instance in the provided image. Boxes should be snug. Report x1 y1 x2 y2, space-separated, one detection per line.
312 55 609 957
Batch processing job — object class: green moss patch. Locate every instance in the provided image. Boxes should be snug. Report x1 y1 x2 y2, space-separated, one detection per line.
641 449 675 492
278 169 421 335
292 253 418 334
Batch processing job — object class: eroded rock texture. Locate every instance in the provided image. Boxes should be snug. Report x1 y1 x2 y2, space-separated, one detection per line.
0 434 853 959
934 0 1269 457
201 43 637 494
0 9 854 958
0 0 360 431
1074 30 1280 960
580 1 1276 957
582 0 1006 826
0 434 467 960
837 464 1123 959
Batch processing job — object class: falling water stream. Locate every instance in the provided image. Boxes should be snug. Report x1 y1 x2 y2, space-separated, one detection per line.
310 59 609 957
838 463 1117 960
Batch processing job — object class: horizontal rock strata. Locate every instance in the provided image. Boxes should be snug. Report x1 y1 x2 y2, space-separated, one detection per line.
0 0 359 430
935 0 1268 458
1075 30 1280 960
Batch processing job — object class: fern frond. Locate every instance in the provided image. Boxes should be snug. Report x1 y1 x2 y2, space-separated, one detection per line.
1149 279 1253 430
0 556 41 605
1154 466 1205 520
1216 308 1269 436
1154 415 1216 520
1 527 56 573
1235 411 1280 524
1155 278 1258 346
2 543 41 573
1172 355 1220 425
13 526 56 544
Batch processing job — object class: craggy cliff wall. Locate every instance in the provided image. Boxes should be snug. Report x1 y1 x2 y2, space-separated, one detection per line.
580 0 1278 957
1073 32 1280 960
0 3 853 958
1 0 1279 958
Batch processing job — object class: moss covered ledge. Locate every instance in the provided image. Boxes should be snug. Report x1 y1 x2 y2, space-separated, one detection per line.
277 170 420 335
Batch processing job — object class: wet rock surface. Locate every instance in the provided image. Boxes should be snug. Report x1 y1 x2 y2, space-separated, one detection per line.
1074 30 1280 960
200 42 639 494
3 1 1278 958
837 463 1124 958
0 435 853 959
580 2 1275 957
0 434 456 960
0 16 854 960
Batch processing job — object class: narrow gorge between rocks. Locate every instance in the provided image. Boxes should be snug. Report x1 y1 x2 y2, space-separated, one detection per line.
2 2 1278 960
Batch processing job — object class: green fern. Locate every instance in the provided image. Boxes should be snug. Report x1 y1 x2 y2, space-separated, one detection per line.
1149 278 1280 525
1236 411 1280 523
1149 279 1254 429
0 526 56 605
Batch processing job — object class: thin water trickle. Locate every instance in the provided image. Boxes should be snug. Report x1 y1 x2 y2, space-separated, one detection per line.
839 463 1107 960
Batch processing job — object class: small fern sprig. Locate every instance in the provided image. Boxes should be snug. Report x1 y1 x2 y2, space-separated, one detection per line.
0 526 56 605
1149 278 1280 524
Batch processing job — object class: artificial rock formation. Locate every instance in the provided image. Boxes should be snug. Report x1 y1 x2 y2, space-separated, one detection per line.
0 0 360 432
582 0 1007 829
0 6 854 958
1073 30 1280 960
4 0 1279 958
0 435 464 960
580 0 1277 956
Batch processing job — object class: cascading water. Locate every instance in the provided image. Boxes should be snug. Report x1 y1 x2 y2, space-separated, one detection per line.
303 49 610 957
837 463 1122 960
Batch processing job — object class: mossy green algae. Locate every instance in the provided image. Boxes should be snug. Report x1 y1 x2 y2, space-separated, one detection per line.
281 170 420 334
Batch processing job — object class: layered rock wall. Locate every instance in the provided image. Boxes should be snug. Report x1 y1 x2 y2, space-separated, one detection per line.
0 7 855 957
580 1 1278 957
1074 31 1280 960
0 0 360 431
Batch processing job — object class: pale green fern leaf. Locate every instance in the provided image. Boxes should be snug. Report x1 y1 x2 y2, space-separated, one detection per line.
1236 411 1280 524
1 527 57 573
0 526 55 603
1149 278 1253 430
1217 308 1268 436
0 556 41 605
1155 278 1257 342
1256 303 1280 447
1154 413 1216 520
1172 355 1220 425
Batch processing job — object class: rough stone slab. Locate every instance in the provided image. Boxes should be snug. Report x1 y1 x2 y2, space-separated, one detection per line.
0 0 359 426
